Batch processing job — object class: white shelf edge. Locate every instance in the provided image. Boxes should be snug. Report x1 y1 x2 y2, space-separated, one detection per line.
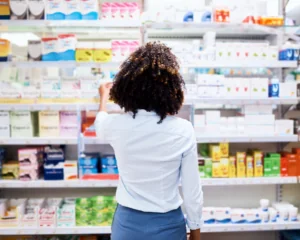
0 137 77 145
1 222 300 235
0 177 296 189
0 61 296 69
196 135 299 143
0 98 298 111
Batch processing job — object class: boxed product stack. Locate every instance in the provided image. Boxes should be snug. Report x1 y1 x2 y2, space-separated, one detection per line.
10 111 38 138
18 148 43 181
0 111 10 137
264 153 281 177
60 111 78 137
79 153 100 178
43 147 65 180
21 198 44 227
39 111 60 137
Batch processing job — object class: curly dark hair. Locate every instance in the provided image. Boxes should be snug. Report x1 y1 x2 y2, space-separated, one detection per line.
110 42 185 123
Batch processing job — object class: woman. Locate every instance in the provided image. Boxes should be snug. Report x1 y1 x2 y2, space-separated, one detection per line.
95 42 203 240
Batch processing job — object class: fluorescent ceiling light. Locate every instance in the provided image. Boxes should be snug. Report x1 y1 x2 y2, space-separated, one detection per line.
0 33 40 47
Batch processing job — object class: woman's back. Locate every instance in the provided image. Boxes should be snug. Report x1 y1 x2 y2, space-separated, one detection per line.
96 109 197 212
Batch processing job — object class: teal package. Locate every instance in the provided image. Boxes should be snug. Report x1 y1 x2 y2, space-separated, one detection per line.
101 154 118 174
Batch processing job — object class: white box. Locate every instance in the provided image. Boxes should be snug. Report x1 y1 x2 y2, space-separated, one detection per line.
275 120 294 135
239 78 251 98
245 115 275 125
246 209 262 223
0 126 10 137
244 105 273 115
0 111 10 125
231 209 246 224
185 84 198 98
64 161 78 180
205 124 221 135
214 207 231 223
202 207 215 223
245 125 274 136
194 115 205 127
205 111 221 124
251 78 268 99
279 82 297 99
10 111 32 125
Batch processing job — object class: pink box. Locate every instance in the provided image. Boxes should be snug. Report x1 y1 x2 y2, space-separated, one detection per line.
101 2 111 19
60 111 77 126
60 126 78 137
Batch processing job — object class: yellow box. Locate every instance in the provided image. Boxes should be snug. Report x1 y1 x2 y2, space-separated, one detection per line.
76 49 93 62
212 162 221 178
209 145 221 161
236 152 246 178
220 142 229 158
93 49 112 62
253 151 263 177
0 0 10 19
220 158 229 178
0 38 11 58
2 162 19 180
246 156 254 178
228 156 236 178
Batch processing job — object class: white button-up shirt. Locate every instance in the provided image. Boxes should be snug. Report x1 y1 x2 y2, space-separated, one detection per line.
95 109 203 230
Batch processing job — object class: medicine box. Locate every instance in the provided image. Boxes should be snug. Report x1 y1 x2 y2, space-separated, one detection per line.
39 198 62 227
246 156 254 177
64 161 78 180
236 152 246 178
101 154 118 174
2 162 19 179
253 151 263 177
21 198 44 227
275 120 294 135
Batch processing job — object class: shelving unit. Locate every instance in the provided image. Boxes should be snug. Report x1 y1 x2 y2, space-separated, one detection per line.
0 1 300 239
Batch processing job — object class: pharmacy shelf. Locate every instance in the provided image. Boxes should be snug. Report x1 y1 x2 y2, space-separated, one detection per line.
1 222 300 235
0 177 296 189
201 177 298 186
146 22 281 38
0 61 120 69
186 98 300 105
0 137 77 145
196 135 299 143
181 60 297 69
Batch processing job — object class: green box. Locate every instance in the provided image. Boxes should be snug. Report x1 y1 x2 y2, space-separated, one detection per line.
204 159 212 178
263 157 273 177
266 153 281 177
198 159 205 178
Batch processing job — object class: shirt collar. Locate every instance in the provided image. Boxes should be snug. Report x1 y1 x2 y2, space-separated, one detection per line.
136 110 157 116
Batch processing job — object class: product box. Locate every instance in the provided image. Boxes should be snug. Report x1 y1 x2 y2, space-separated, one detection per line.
275 120 294 135
236 152 246 178
202 207 215 224
93 42 112 63
245 114 275 125
28 40 42 61
39 198 62 227
263 157 273 177
2 162 19 179
45 0 64 20
292 148 300 176
220 158 229 178
80 0 98 20
101 154 118 174
228 156 236 178
205 111 221 124
253 151 263 177
76 42 94 62
250 78 268 99
219 143 229 158
9 0 27 19
21 198 44 227
209 145 221 161
39 111 60 137
41 77 61 98
19 166 39 181
18 148 43 169
279 82 297 98
0 0 10 19
246 156 254 178
231 209 246 224
75 197 91 226
246 209 262 223
0 38 11 61
0 199 27 227
41 37 58 61
64 0 80 20
64 161 78 180
28 0 45 19
280 157 288 177
214 207 231 223
57 198 76 227
204 159 212 178
60 111 77 126
212 162 221 178
198 159 205 178
10 111 35 126
284 153 297 176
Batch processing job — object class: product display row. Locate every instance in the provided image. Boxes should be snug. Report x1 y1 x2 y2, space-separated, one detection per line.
0 196 117 228
143 0 284 25
194 109 295 137
0 0 140 20
0 38 139 62
165 38 299 65
0 146 118 180
198 143 300 178
0 111 78 137
203 200 298 224
186 76 299 99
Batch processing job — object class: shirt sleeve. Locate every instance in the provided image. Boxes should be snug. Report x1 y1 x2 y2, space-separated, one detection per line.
180 127 203 230
94 111 110 141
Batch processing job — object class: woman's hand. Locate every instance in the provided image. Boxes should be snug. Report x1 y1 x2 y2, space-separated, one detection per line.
98 83 113 112
189 229 201 240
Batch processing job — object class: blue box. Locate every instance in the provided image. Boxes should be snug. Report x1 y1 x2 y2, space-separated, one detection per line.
79 167 99 176
79 154 99 168
101 155 118 174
